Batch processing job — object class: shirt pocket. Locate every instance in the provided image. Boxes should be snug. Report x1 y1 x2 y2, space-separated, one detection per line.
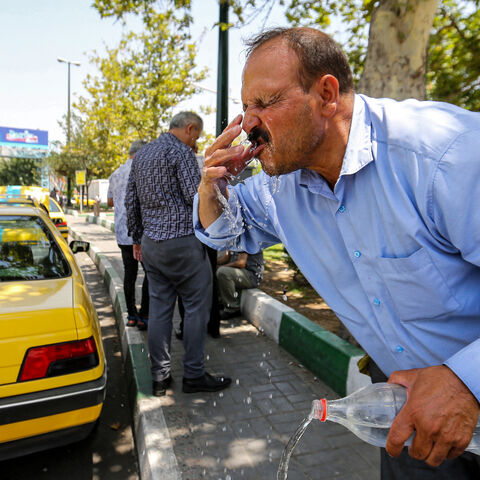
376 247 459 321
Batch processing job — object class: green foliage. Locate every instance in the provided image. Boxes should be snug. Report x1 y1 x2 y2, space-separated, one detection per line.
46 113 103 185
67 5 207 176
427 0 480 110
0 158 41 185
281 0 479 110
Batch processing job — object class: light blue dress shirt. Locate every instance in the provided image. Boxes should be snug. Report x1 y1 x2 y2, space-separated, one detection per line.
108 158 134 245
194 94 480 400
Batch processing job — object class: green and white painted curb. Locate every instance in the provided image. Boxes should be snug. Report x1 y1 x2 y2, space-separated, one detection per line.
69 225 181 480
241 289 371 396
84 213 116 233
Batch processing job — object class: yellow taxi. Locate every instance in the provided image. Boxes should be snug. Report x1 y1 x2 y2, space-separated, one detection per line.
48 197 68 240
72 194 95 207
0 187 68 240
0 201 106 460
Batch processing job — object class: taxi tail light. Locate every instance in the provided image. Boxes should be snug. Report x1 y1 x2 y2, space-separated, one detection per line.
19 337 99 382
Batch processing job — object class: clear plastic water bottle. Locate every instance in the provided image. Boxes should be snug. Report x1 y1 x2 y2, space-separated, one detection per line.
311 382 480 455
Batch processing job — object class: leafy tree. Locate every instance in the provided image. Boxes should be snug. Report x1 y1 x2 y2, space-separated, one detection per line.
47 113 103 202
68 5 206 175
90 0 479 108
283 0 479 107
0 158 40 186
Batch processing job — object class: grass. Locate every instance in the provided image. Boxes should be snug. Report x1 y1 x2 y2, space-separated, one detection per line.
263 243 286 263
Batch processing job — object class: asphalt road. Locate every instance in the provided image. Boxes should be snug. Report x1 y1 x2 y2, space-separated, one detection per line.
1 250 139 480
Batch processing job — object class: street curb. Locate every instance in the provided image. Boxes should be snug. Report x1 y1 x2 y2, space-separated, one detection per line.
83 212 116 233
69 225 181 480
241 292 371 396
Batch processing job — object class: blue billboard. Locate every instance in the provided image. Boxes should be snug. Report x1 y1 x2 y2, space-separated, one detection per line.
0 126 48 149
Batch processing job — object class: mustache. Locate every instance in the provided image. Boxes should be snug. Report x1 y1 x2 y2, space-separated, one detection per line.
248 128 270 145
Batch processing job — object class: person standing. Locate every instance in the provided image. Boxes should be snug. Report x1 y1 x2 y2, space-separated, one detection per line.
194 27 480 478
108 140 150 330
125 111 231 397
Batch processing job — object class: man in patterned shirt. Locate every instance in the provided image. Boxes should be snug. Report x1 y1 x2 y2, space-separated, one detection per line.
125 112 231 397
108 140 149 330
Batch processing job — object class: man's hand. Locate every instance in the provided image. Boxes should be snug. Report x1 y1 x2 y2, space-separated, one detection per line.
133 244 142 262
386 366 479 466
198 115 263 229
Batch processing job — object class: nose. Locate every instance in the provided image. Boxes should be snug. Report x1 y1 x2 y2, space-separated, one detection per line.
242 107 261 134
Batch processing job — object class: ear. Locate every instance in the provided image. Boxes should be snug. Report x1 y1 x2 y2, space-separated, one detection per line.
313 74 340 118
185 123 194 135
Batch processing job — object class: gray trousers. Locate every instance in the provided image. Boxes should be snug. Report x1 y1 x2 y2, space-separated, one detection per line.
141 234 212 381
369 360 480 479
216 266 256 311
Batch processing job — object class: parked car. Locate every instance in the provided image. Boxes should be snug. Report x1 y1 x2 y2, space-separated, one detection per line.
48 196 68 240
0 201 106 460
0 187 68 240
72 194 95 207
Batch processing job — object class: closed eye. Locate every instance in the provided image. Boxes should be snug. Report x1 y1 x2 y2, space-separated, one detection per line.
243 92 284 112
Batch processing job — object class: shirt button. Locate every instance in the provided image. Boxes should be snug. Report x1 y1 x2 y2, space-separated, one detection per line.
353 250 361 258
395 345 404 353
338 205 346 213
373 298 381 306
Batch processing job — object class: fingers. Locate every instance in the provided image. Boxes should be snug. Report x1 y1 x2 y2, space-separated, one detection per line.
205 117 242 158
386 412 415 458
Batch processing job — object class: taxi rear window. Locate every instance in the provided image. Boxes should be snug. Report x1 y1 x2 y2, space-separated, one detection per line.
49 198 61 212
0 216 71 281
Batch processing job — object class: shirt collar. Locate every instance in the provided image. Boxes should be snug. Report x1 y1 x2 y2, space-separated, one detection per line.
298 94 373 192
340 94 374 176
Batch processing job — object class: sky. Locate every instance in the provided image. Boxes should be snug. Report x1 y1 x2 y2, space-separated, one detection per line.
0 0 290 143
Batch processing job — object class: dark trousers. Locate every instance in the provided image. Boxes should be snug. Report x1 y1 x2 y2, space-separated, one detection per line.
141 234 212 381
178 245 220 335
118 244 149 318
369 360 480 479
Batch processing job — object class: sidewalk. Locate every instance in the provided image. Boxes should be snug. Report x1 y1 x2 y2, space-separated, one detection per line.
67 214 379 480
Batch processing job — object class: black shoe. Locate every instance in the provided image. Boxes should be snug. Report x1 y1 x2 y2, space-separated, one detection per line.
208 330 221 339
219 309 241 320
182 372 232 393
174 328 183 340
152 375 172 397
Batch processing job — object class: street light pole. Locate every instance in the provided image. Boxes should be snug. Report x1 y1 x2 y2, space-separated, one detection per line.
57 57 80 205
216 0 229 137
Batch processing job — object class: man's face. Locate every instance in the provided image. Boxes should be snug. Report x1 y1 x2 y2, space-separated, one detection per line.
187 124 202 149
241 40 325 176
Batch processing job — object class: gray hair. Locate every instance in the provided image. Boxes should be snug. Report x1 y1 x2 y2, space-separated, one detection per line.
129 140 147 156
169 111 203 130
245 27 353 94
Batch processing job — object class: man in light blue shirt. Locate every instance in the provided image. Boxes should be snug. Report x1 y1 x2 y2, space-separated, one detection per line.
194 27 480 478
108 140 149 330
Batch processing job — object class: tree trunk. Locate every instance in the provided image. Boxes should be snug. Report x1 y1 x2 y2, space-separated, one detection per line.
358 0 438 100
